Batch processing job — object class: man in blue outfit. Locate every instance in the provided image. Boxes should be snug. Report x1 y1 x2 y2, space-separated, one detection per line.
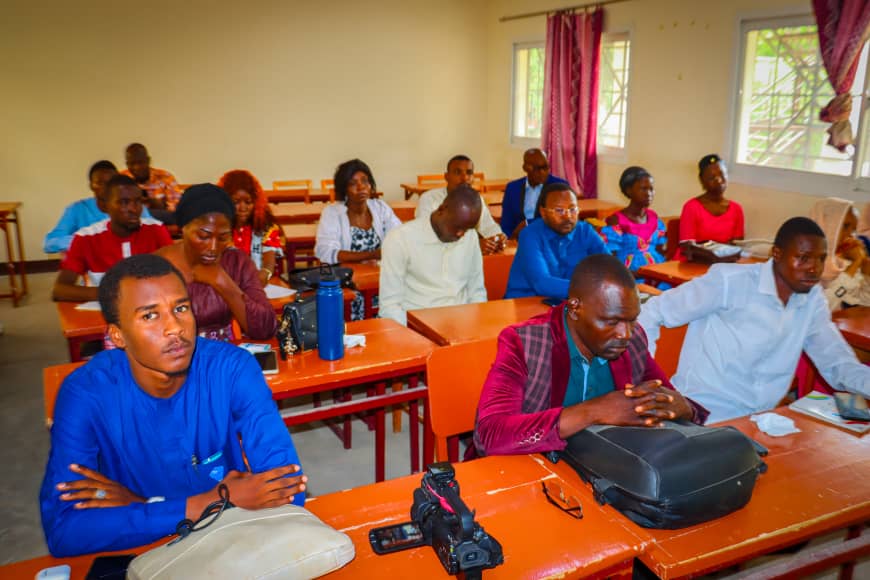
43 160 155 254
40 254 306 557
500 148 569 240
505 182 606 301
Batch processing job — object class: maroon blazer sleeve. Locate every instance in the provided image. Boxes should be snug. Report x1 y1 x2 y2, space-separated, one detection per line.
474 327 567 456
228 250 278 340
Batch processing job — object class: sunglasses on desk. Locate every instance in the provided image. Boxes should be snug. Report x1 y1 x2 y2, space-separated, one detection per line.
542 480 583 519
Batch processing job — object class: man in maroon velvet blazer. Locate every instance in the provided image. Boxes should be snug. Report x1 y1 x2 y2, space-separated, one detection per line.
474 254 708 457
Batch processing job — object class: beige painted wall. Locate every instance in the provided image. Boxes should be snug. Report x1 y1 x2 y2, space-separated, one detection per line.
484 0 863 241
1 0 489 260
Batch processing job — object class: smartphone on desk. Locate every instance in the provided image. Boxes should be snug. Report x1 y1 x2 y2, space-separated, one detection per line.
834 392 870 421
254 350 279 375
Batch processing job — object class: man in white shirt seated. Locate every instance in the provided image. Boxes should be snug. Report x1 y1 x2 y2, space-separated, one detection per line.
415 155 506 255
638 217 870 423
380 184 486 325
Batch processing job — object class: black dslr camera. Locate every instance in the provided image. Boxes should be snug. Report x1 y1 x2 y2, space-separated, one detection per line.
369 462 504 579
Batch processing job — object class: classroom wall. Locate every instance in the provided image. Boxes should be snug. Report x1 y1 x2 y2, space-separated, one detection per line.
1 0 489 260
483 0 864 240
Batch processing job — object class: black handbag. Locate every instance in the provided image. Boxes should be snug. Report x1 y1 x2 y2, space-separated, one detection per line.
277 295 318 358
289 264 355 292
549 421 767 529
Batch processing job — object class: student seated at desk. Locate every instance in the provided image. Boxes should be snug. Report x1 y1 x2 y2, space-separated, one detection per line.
379 184 486 326
415 154 506 255
504 183 606 301
52 174 172 302
500 148 569 240
43 161 156 254
809 197 870 310
675 154 744 260
316 159 401 320
121 142 183 223
156 184 277 340
474 254 707 457
639 217 870 423
218 169 284 287
40 255 306 557
600 166 667 272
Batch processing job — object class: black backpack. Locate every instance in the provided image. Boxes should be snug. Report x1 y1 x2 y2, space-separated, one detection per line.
549 421 767 529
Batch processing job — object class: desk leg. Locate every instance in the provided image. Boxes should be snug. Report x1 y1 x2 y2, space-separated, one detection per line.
422 397 434 468
1 216 20 306
12 210 27 297
375 381 386 482
67 337 85 363
409 397 419 473
841 525 863 580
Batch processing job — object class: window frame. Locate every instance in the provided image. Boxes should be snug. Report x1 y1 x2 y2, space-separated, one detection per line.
728 13 870 201
510 41 546 148
597 30 633 162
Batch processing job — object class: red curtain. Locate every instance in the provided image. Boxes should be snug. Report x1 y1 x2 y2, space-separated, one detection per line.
813 0 870 152
542 9 603 198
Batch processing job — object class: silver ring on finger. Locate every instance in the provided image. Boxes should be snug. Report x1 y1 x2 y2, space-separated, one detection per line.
94 488 107 499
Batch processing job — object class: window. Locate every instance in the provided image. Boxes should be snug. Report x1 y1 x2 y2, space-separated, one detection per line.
598 32 631 151
510 34 632 150
511 43 545 141
733 16 870 191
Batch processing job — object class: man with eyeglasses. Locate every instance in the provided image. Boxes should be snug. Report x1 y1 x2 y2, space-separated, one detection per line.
500 148 569 240
474 254 707 457
504 183 606 300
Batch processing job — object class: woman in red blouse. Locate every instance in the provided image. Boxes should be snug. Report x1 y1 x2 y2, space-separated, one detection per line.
676 154 745 260
218 169 284 286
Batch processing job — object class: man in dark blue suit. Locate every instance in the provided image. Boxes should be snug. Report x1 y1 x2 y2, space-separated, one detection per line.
500 148 569 239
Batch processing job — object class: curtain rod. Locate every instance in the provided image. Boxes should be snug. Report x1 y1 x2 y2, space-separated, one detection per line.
500 0 633 22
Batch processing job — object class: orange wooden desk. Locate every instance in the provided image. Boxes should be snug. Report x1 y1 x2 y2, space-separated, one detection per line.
0 202 27 306
271 202 329 225
636 257 763 287
630 408 870 579
266 318 436 480
265 187 333 204
407 297 550 346
388 200 417 222
343 261 380 319
281 223 318 269
56 280 298 362
832 306 870 352
0 455 642 580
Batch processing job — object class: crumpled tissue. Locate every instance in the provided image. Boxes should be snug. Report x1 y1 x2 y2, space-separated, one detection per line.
750 412 801 437
344 334 366 348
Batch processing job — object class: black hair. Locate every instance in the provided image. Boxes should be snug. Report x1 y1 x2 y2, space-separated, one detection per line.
103 173 140 200
175 183 235 227
333 159 377 202
618 166 651 197
698 154 726 177
569 253 636 298
126 142 147 155
446 154 472 171
443 183 482 213
773 217 825 249
88 160 117 181
98 254 186 326
536 182 576 213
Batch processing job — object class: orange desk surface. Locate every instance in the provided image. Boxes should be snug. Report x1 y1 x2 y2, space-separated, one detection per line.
0 455 641 580
265 318 433 399
407 297 550 346
636 257 763 287
633 408 870 579
833 306 870 351
271 202 329 225
264 187 333 204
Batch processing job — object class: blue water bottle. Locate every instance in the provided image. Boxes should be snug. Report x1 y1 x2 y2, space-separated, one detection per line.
316 267 344 361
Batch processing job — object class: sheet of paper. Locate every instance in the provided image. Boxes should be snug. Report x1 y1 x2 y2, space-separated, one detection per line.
74 301 102 311
264 284 297 300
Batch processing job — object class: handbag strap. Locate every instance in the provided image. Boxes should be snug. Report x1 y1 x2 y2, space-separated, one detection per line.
169 483 233 545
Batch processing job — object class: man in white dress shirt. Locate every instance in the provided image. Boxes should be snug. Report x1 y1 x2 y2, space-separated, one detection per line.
639 217 870 423
415 155 506 255
380 184 486 326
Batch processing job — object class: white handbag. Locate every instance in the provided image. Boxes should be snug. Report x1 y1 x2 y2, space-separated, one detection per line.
127 498 355 580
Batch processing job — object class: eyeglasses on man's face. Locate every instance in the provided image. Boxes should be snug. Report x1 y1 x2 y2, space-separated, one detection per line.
544 206 579 217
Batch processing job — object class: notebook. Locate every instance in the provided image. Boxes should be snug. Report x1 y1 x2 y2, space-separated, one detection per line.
788 391 870 435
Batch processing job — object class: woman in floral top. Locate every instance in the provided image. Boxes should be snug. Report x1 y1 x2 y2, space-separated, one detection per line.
600 166 666 272
218 169 284 286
